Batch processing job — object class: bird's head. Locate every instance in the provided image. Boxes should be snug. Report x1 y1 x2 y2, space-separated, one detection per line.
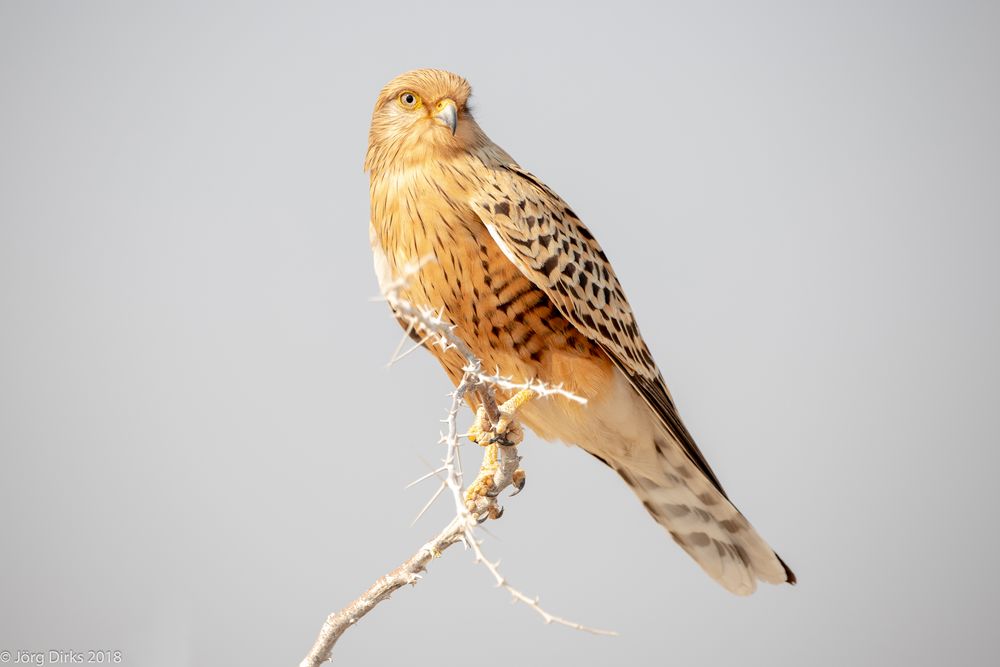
365 69 482 172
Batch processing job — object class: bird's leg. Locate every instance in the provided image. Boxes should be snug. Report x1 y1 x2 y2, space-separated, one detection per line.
489 388 536 446
466 389 534 446
463 390 535 519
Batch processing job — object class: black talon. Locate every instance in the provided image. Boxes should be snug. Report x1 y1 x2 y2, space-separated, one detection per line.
493 505 504 519
485 486 501 498
510 470 526 497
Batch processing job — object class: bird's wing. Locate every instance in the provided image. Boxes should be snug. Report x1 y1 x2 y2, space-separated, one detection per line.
469 163 728 497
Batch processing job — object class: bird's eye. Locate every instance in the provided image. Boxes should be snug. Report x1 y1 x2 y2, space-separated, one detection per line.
398 91 419 109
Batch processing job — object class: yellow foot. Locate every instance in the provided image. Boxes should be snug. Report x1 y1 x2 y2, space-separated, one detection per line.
463 445 529 521
494 389 536 445
463 389 536 520
464 442 502 518
468 389 536 447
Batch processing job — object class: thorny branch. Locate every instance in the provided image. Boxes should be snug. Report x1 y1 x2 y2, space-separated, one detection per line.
300 260 614 667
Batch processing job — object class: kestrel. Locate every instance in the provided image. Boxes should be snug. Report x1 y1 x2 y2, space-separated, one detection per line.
366 69 795 595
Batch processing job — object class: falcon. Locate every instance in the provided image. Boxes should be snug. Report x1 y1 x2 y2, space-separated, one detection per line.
365 69 795 595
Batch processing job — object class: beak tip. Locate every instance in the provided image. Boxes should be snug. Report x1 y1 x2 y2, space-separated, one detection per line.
435 102 458 135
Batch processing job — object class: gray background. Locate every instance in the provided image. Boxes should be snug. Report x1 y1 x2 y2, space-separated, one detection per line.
1 1 997 665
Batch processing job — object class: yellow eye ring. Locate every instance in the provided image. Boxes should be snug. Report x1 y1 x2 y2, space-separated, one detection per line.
398 91 420 109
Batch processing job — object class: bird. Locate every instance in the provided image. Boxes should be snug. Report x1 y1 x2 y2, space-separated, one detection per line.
365 68 795 595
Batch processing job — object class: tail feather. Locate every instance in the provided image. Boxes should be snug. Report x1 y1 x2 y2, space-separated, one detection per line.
617 428 795 595
520 364 794 595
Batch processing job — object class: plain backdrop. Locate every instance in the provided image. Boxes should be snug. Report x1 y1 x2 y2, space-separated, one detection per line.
1 2 998 666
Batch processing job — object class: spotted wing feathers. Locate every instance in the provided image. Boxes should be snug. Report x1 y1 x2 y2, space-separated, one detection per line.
470 163 728 495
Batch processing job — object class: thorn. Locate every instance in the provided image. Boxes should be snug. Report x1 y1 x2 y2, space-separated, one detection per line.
405 466 447 489
410 482 446 526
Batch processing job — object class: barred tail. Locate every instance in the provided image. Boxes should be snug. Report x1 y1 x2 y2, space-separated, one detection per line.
617 426 795 595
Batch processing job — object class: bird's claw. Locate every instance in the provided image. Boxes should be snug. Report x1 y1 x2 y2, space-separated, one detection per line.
463 391 535 519
509 468 526 496
469 403 525 448
471 503 504 523
488 433 514 446
487 416 523 447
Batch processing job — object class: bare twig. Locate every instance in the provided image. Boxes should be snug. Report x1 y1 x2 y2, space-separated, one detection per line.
300 260 613 666
298 517 466 667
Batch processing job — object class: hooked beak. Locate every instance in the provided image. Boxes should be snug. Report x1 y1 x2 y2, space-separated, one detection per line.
434 99 458 135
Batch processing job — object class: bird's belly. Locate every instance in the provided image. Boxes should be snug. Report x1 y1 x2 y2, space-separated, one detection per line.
371 209 613 408
371 185 645 462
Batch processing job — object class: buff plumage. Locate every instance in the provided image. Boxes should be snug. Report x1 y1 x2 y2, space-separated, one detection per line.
367 68 794 595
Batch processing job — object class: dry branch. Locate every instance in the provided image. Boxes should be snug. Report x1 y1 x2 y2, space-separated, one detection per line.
298 517 466 667
299 262 614 667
